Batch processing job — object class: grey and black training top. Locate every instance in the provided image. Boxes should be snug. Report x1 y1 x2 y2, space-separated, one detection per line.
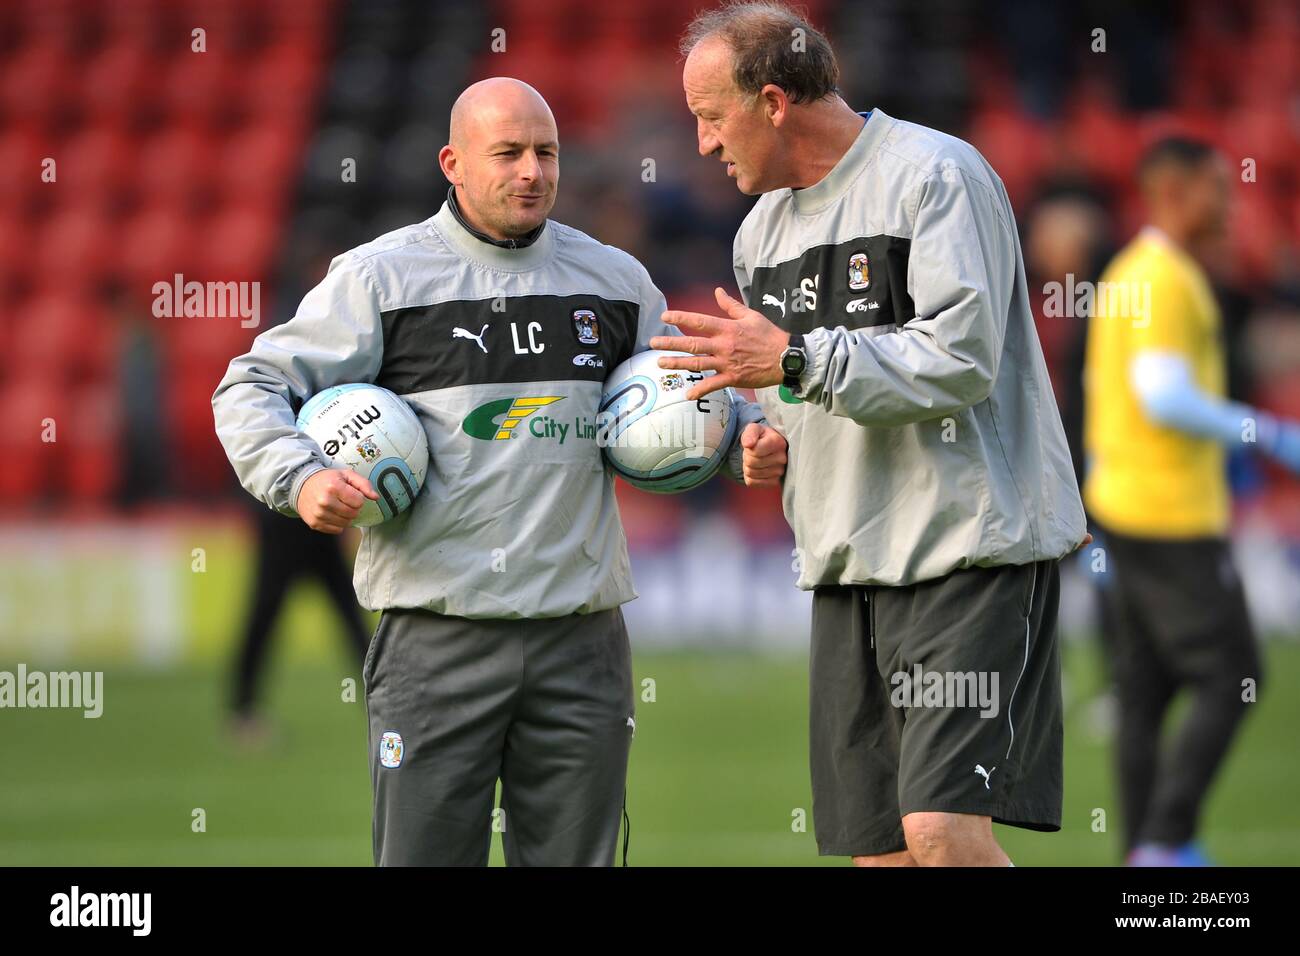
213 199 759 619
734 107 1087 589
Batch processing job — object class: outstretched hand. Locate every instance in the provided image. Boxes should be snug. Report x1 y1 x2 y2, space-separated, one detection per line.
649 287 791 401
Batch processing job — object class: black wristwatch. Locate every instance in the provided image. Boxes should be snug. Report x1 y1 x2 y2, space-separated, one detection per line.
780 333 808 394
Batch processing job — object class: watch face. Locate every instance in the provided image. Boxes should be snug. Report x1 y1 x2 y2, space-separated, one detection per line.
782 349 806 376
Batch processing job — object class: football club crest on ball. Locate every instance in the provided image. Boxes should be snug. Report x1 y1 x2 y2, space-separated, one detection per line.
660 373 683 391
355 436 381 463
572 309 600 345
848 251 870 291
379 731 404 768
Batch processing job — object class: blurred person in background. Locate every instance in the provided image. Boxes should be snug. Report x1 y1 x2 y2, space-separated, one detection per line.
110 282 170 507
230 505 370 745
1024 188 1112 487
1023 190 1125 715
1083 136 1300 866
228 248 371 748
658 2 1086 867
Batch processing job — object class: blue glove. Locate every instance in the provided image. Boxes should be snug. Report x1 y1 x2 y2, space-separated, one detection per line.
1259 414 1300 475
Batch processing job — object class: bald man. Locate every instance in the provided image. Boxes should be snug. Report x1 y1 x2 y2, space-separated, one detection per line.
213 78 764 866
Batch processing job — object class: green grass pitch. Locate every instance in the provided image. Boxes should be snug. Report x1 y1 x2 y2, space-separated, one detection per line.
2 641 1296 865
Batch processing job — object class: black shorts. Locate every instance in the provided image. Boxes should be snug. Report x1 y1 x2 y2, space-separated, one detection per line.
1095 523 1260 693
809 560 1064 857
1093 524 1262 848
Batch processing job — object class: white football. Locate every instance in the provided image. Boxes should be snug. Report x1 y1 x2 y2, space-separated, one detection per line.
296 383 429 526
598 350 737 493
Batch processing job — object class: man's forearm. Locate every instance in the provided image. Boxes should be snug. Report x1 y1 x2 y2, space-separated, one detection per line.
799 320 996 427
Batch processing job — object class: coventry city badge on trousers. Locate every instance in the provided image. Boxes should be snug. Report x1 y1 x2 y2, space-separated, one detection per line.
379 730 404 768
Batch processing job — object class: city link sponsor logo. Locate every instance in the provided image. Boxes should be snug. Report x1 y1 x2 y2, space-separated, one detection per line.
1 664 103 718
889 663 1000 718
462 396 599 444
463 396 717 449
50 885 151 936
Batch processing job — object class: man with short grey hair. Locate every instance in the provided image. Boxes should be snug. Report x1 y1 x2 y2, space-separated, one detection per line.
656 2 1088 866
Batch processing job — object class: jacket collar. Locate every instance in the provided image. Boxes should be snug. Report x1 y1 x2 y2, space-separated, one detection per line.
790 107 889 215
430 187 555 273
445 185 545 249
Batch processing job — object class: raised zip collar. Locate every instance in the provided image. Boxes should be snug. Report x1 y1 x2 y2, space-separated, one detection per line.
446 185 544 249
429 188 556 273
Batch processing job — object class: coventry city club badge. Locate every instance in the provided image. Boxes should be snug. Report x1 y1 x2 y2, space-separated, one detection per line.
355 437 381 463
572 309 600 346
379 731 404 768
848 251 870 291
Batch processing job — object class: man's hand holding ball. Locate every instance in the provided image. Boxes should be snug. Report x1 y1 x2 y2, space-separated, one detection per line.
296 468 381 534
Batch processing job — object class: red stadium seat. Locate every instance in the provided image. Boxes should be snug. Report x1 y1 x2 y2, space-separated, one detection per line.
31 204 116 299
0 375 67 505
159 46 239 126
7 291 113 386
258 0 334 45
120 204 201 293
0 218 25 292
62 382 120 504
497 0 572 49
217 122 304 210
80 42 156 124
1225 109 1300 180
9 292 85 382
0 128 51 208
60 124 136 207
196 203 282 281
242 43 322 126
137 126 218 210
1242 24 1300 104
0 43 76 126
